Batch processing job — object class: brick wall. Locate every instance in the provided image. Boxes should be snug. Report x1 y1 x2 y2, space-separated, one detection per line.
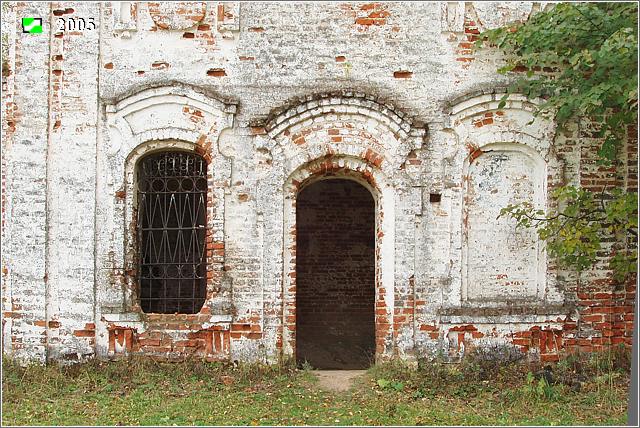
562 119 637 353
1 2 635 365
296 179 375 369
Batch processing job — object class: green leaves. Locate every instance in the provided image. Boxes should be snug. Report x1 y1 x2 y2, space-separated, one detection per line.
376 378 404 392
482 3 638 280
476 2 638 163
498 187 637 280
520 372 560 401
376 378 390 389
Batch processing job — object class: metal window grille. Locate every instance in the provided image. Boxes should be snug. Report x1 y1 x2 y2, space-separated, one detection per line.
136 151 208 314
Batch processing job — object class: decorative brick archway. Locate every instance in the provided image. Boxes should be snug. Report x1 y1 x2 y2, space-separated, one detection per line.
282 155 396 364
256 94 426 364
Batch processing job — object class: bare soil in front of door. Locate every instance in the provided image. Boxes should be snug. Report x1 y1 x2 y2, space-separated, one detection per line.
312 370 367 392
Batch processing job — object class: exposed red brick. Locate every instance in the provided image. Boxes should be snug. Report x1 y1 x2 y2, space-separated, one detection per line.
368 11 390 19
355 18 375 26
151 61 170 70
393 71 412 78
360 3 380 10
206 68 227 77
3 312 21 319
541 354 560 362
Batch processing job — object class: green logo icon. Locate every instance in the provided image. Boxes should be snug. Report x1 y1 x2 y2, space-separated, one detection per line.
22 17 43 34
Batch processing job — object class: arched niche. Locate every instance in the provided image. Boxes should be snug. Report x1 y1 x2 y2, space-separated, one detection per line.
443 92 564 309
95 85 236 357
462 142 547 302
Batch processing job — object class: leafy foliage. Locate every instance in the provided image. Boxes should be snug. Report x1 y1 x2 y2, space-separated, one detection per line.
477 2 637 163
500 186 637 280
521 371 560 401
376 378 405 391
476 2 638 279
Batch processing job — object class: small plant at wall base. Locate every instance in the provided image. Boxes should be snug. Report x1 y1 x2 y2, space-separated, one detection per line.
521 371 560 401
476 2 638 281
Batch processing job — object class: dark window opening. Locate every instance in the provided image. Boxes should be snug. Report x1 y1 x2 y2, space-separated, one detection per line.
429 193 442 203
136 151 208 314
296 178 375 369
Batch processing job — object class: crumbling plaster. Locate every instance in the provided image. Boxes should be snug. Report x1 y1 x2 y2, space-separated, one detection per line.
1 2 634 364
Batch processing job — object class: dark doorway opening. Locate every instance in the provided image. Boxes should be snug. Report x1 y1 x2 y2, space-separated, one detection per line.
296 178 375 369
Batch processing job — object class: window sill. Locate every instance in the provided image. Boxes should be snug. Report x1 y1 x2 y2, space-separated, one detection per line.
101 311 232 330
437 303 575 325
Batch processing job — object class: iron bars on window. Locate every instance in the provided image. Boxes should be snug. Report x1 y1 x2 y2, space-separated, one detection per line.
136 151 208 314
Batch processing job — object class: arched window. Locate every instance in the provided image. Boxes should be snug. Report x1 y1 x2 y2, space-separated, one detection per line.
136 151 208 314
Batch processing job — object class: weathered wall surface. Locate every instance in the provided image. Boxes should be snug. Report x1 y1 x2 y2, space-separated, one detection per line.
1 1 635 364
464 147 545 302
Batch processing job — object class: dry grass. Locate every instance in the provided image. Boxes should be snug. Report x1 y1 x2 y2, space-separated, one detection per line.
1 347 631 426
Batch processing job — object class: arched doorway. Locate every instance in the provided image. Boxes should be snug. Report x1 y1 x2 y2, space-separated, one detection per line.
295 178 376 369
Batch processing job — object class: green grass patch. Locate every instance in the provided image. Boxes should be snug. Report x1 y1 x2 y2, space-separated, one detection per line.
2 349 631 426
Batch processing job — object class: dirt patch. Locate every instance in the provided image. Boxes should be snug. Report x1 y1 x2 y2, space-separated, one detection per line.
312 370 366 392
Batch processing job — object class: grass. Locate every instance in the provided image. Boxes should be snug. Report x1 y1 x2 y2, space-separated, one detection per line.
1 347 632 426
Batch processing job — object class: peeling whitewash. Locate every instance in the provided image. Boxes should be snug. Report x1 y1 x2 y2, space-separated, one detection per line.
1 2 633 365
464 145 545 301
